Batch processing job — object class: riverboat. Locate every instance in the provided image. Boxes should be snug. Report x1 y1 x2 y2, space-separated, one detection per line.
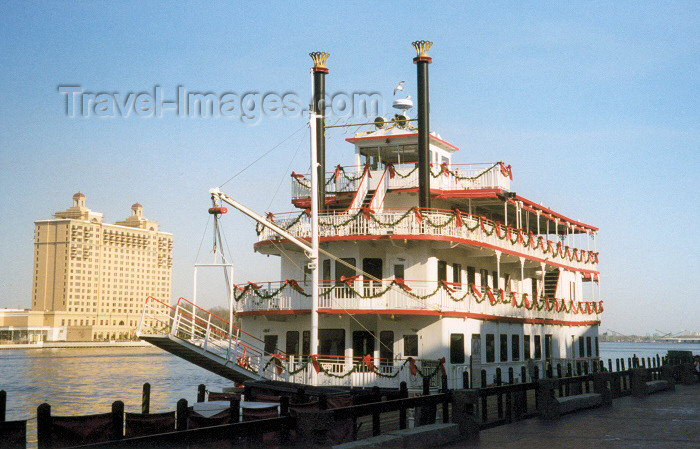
138 41 602 390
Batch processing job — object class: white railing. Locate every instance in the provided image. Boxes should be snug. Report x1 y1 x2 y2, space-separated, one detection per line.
258 210 598 271
368 168 389 213
347 167 371 214
236 281 602 323
292 163 511 200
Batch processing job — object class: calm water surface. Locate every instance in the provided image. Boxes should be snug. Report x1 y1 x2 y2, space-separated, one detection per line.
1 342 698 445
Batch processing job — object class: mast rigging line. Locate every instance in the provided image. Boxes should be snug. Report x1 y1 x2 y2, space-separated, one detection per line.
218 123 308 189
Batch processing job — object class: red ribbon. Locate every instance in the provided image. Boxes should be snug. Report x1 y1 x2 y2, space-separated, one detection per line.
454 209 463 227
334 164 342 181
364 163 372 178
487 288 498 305
393 278 412 291
440 162 449 177
361 206 374 220
265 212 275 223
598 301 604 313
440 280 455 293
408 357 418 376
499 162 513 180
506 226 513 240
495 221 503 238
273 354 284 375
284 279 305 294
470 283 482 299
439 357 446 376
529 232 536 249
291 171 304 180
247 282 262 290
522 293 530 309
362 354 376 372
413 208 423 223
339 275 360 286
311 355 321 374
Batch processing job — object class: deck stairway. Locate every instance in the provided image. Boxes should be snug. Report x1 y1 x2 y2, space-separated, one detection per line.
543 268 560 298
137 297 272 383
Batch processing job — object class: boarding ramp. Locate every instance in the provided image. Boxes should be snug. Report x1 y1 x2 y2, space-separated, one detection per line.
137 297 279 383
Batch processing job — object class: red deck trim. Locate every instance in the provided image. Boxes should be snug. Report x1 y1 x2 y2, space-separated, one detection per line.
238 308 599 326
255 234 599 275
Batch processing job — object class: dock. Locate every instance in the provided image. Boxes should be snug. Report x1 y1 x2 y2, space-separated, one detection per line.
444 383 700 449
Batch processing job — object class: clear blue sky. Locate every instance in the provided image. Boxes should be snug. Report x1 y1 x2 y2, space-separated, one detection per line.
0 1 697 335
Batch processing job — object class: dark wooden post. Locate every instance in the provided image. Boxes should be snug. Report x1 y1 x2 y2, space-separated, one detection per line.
496 368 503 420
556 364 564 396
567 362 572 377
371 386 381 436
616 358 620 372
37 403 52 449
621 358 626 371
627 357 632 369
197 384 206 403
641 358 646 368
656 354 661 367
463 370 469 389
176 399 188 431
419 376 435 425
399 381 408 430
280 396 290 445
546 364 553 379
608 359 613 372
441 374 448 393
533 365 539 381
480 370 487 388
0 390 5 422
230 398 240 423
521 366 527 383
142 383 151 414
112 401 124 440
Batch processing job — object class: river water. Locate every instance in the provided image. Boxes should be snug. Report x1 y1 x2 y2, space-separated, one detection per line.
1 342 698 445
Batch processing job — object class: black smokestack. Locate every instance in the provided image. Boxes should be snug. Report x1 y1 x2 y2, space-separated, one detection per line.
310 52 329 212
413 41 433 209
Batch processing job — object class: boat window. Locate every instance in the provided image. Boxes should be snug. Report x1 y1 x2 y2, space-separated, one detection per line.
336 258 356 298
512 335 520 361
594 337 599 357
319 329 345 359
450 333 465 364
586 337 592 357
524 335 531 360
303 330 310 356
578 337 585 359
466 266 476 286
534 335 542 359
437 260 447 282
286 331 299 355
531 278 538 299
394 264 405 280
322 259 331 285
453 263 462 290
492 271 498 289
353 331 375 371
485 334 495 363
545 334 552 359
404 334 418 357
264 335 278 356
471 334 481 359
380 331 394 367
500 334 508 362
363 258 382 296
479 269 488 287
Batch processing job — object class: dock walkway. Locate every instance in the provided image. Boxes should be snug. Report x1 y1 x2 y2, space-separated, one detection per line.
444 384 700 448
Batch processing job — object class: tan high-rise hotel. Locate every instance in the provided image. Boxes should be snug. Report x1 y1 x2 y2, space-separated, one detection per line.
31 193 172 341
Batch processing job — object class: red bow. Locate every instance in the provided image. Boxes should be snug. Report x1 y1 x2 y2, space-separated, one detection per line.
413 208 423 223
285 279 305 294
454 209 463 227
334 164 342 181
386 163 396 179
440 162 450 177
499 162 513 180
362 354 375 372
470 283 482 299
393 278 412 291
440 280 455 293
291 171 304 180
487 288 497 305
273 354 284 375
439 357 446 376
247 282 262 290
523 293 531 309
494 221 503 238
408 357 418 376
266 212 275 222
339 275 360 286
361 206 374 220
311 355 320 374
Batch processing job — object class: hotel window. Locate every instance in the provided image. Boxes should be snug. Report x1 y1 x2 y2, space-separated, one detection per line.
404 335 418 357
450 333 465 364
500 334 508 362
485 334 495 363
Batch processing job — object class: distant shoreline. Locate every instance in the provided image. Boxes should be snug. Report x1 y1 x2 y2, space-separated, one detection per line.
0 341 153 350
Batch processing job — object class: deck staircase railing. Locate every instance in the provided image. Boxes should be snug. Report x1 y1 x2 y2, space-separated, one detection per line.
137 297 280 380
